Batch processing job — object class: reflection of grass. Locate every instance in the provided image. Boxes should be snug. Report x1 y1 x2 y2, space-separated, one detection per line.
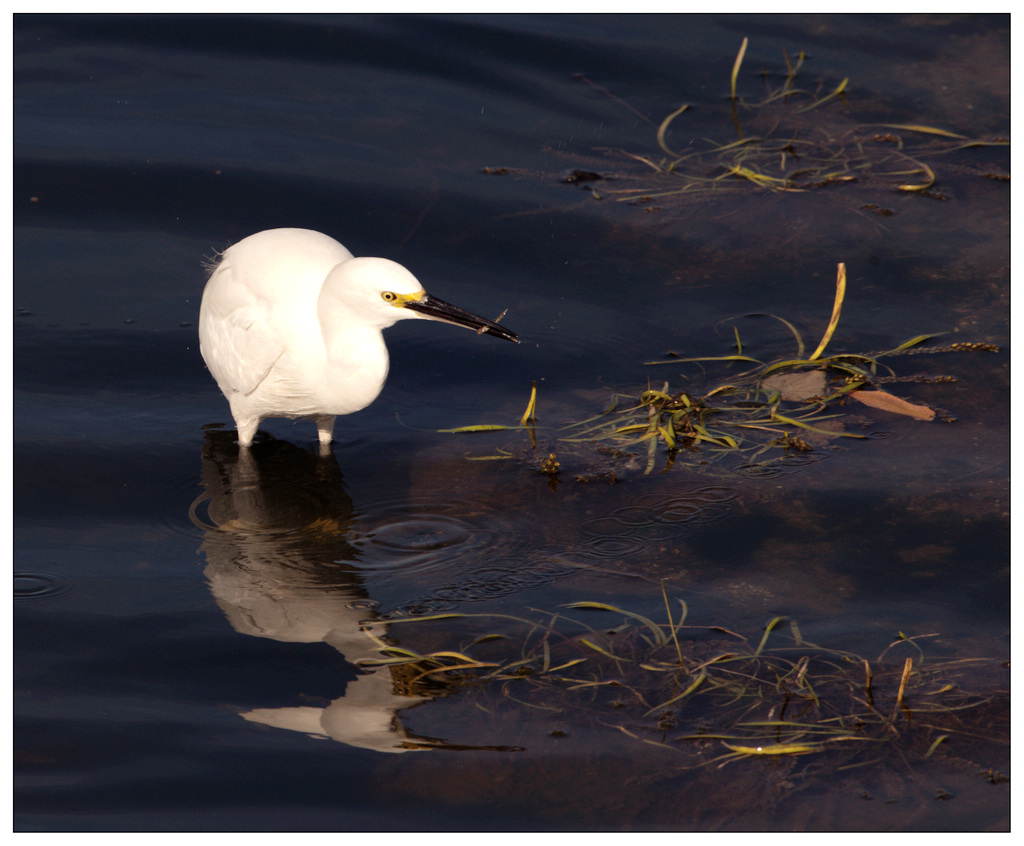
446 264 998 474
362 586 1005 770
577 38 1007 204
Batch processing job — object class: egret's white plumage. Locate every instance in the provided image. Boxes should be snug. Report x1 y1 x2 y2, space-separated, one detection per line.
199 228 518 447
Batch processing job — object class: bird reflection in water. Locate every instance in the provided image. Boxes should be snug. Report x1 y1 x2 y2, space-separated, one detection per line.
190 428 444 753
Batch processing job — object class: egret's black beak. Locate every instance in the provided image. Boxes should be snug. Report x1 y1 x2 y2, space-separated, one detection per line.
406 293 519 343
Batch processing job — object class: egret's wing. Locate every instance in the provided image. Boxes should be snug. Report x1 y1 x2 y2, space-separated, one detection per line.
200 263 285 397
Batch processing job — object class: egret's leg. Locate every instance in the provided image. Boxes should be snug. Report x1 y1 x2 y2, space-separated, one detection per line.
315 415 336 446
229 398 259 448
235 418 259 448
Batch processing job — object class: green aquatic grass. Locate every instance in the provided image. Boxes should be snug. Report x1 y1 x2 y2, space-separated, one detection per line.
586 38 1007 203
547 273 888 473
441 261 1001 475
370 587 1004 767
729 37 748 102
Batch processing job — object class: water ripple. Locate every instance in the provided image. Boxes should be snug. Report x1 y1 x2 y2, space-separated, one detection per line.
386 547 585 616
351 496 519 575
581 483 739 536
579 535 646 559
356 482 743 613
14 571 71 600
735 450 832 478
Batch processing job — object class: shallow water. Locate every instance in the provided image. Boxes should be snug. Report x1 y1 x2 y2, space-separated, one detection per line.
14 14 1008 831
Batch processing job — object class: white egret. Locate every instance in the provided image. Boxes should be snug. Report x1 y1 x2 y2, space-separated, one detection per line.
199 228 519 447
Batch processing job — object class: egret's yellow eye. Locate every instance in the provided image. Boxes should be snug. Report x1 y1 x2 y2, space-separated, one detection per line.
381 291 399 303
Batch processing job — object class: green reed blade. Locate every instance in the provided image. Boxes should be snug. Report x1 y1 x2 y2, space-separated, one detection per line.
519 381 538 427
808 263 846 360
753 616 788 656
730 37 749 100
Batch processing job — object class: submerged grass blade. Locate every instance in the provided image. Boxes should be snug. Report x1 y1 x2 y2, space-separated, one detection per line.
658 424 677 450
661 580 685 666
723 165 789 187
579 638 625 662
797 77 848 112
426 650 493 664
645 432 658 474
722 742 818 755
438 424 515 433
657 104 692 156
690 424 736 448
645 354 762 366
760 358 822 375
645 671 707 715
887 334 941 353
738 720 852 734
744 313 805 357
923 735 950 758
382 613 467 624
565 601 667 645
547 657 589 673
894 158 937 191
772 412 868 438
702 135 764 156
819 362 875 381
880 123 967 139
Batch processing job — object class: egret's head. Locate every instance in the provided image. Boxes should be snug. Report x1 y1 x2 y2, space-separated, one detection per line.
326 257 518 342
323 257 425 329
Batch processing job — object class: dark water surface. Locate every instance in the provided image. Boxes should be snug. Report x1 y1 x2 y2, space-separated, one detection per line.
14 14 1008 831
